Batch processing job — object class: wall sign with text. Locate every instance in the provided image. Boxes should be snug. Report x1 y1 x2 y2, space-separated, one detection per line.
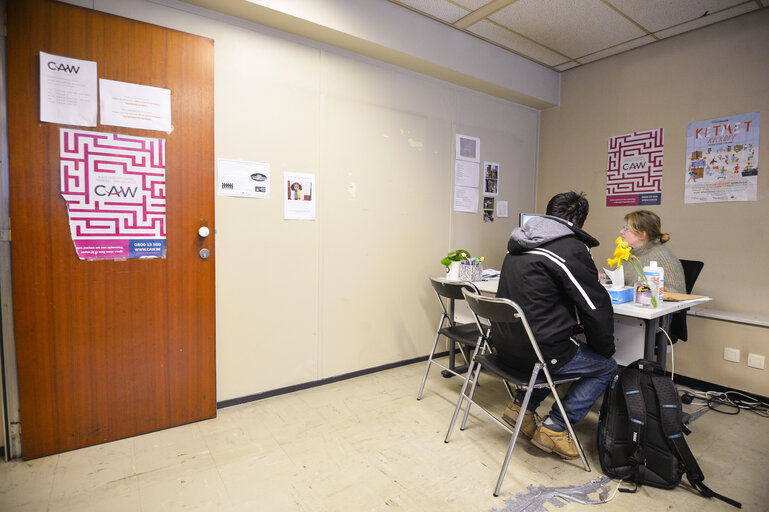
60 128 167 260
606 128 664 207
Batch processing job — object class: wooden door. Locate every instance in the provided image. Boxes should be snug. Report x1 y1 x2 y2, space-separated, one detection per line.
7 0 216 459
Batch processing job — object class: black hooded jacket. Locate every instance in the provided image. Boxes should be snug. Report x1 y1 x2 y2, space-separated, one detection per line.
490 215 615 371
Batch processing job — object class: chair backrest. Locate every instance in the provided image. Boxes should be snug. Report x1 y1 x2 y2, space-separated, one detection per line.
429 276 480 301
429 277 480 325
679 259 704 294
670 260 703 342
461 289 546 366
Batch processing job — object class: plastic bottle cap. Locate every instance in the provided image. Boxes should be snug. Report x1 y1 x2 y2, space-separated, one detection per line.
650 261 657 267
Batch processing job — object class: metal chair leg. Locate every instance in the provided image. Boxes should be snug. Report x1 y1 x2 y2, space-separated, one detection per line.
417 315 447 400
460 339 486 429
493 365 541 496
444 358 477 443
460 361 483 430
544 369 591 472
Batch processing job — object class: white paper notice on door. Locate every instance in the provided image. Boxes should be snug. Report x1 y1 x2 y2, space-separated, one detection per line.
99 78 172 132
40 52 98 127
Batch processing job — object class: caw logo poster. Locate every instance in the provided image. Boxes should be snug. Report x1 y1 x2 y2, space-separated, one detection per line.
606 128 664 207
60 128 167 260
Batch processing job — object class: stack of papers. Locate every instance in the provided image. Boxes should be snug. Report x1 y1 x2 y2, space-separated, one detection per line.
482 269 501 278
663 291 705 302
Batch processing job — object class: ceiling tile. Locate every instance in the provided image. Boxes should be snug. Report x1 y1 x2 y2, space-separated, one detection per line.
607 0 749 32
393 0 470 23
452 0 497 9
489 0 647 58
654 3 759 39
576 35 656 64
466 19 569 66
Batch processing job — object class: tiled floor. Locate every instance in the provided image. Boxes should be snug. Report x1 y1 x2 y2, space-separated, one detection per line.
1 358 766 511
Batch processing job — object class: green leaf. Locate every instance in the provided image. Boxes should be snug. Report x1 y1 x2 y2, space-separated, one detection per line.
441 249 471 267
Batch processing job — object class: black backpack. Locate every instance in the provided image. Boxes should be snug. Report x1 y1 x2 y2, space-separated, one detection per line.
597 359 741 508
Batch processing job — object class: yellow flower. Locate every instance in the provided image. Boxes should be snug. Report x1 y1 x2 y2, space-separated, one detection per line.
608 236 657 307
607 237 632 269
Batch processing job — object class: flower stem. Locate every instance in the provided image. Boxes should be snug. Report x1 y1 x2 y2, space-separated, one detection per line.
630 257 657 307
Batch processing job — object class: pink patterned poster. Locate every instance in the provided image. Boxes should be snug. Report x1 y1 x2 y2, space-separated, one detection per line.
60 128 166 260
606 128 663 207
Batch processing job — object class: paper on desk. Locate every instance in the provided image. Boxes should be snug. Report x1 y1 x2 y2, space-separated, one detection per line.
482 269 500 278
663 291 705 302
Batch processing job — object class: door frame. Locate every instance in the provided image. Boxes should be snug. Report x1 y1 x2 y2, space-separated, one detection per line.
0 16 22 460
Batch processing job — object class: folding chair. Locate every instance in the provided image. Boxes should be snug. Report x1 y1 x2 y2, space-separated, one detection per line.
445 289 590 497
416 277 483 400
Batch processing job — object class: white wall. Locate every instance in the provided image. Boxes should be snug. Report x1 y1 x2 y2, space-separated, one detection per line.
71 0 540 401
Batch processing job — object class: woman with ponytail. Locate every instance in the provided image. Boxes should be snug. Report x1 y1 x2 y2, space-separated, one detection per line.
619 210 686 293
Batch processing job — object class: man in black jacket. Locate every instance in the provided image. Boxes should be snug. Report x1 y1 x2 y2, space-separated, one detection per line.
492 191 617 459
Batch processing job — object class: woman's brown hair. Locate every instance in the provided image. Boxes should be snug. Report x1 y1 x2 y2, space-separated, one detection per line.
624 210 670 243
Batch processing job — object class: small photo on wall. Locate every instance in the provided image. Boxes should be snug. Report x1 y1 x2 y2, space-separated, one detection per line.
483 196 495 222
484 161 499 196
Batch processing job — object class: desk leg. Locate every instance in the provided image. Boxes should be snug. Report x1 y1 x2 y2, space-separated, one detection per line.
642 317 666 371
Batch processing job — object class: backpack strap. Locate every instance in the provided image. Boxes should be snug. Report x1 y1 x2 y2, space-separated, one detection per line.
649 373 742 509
621 367 647 489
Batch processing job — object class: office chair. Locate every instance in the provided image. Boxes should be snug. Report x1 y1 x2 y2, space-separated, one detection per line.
445 289 590 497
670 259 704 342
417 277 484 400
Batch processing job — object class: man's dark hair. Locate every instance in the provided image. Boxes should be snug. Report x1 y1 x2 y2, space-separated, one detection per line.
546 191 589 227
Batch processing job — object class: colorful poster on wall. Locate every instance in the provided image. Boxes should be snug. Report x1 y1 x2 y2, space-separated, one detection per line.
60 128 167 260
684 111 759 203
606 128 664 207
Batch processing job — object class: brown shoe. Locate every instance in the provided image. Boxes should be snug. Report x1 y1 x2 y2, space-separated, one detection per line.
530 423 579 459
501 402 537 439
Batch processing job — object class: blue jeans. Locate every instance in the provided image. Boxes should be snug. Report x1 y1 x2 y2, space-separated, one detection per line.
514 342 617 430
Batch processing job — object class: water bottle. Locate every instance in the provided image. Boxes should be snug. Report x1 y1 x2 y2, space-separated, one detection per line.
643 261 664 306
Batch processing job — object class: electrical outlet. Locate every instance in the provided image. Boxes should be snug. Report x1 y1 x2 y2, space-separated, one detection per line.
724 347 740 363
747 353 765 370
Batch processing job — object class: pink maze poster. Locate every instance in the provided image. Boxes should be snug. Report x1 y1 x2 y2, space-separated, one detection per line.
60 128 166 260
606 128 664 207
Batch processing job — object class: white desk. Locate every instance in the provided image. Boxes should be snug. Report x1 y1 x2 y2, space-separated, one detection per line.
471 276 712 369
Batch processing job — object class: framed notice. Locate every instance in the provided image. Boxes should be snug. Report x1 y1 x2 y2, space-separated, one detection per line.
455 134 480 162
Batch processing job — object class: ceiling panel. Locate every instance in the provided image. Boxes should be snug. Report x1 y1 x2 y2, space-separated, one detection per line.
466 19 569 66
386 0 765 71
488 0 647 58
608 0 748 32
394 0 469 23
576 35 656 64
654 2 759 39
